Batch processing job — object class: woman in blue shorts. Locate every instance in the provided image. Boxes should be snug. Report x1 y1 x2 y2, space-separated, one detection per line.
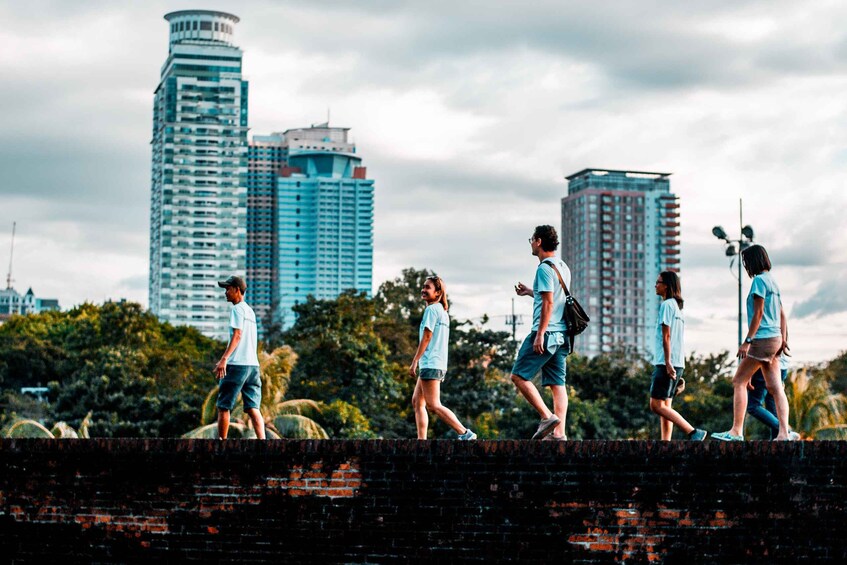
649 271 706 441
409 276 476 440
712 245 792 441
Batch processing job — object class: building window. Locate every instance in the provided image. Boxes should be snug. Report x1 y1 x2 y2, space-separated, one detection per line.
200 21 212 30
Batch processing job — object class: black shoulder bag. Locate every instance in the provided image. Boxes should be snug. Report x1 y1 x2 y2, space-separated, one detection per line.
543 260 590 354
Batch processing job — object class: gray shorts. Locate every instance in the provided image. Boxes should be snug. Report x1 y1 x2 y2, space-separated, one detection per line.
419 368 445 382
217 364 262 411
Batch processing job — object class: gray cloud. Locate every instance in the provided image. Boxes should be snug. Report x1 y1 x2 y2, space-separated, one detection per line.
792 269 847 319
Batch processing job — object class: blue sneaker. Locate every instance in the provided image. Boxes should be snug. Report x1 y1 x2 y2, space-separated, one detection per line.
711 431 743 441
688 429 707 441
458 429 477 441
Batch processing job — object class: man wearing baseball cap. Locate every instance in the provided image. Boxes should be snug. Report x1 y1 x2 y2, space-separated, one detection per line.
214 275 265 439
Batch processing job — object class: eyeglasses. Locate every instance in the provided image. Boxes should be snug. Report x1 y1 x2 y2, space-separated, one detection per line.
655 281 664 286
528 237 536 244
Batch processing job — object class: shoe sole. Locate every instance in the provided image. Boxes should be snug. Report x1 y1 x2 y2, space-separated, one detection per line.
531 418 560 440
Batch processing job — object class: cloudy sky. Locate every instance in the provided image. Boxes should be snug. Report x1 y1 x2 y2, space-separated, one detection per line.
1 1 846 363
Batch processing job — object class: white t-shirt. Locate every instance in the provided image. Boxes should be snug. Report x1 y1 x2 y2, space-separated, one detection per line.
419 303 450 371
653 298 685 368
532 258 571 333
228 301 259 366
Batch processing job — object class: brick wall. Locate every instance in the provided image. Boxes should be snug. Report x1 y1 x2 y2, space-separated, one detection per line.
1 439 846 562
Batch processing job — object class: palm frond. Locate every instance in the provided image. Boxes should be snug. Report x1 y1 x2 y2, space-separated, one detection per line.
271 414 328 439
50 422 79 438
6 419 55 438
78 411 93 439
275 399 322 417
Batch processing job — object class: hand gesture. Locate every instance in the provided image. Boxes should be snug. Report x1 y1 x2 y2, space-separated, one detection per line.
515 282 532 296
533 332 545 354
409 362 417 378
214 359 227 380
737 343 750 359
665 362 677 380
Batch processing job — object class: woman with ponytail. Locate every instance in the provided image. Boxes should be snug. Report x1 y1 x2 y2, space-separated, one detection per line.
410 276 477 440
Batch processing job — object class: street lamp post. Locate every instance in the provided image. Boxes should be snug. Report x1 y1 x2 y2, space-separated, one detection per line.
712 199 755 348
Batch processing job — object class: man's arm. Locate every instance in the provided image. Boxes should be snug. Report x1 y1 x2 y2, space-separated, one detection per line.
214 328 242 379
533 291 553 354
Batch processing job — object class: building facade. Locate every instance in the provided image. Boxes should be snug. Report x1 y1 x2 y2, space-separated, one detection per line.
148 10 248 340
246 125 374 331
246 134 285 330
0 287 60 323
561 169 680 358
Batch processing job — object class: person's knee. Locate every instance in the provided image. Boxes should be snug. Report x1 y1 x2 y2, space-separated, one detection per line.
649 399 661 414
510 374 524 387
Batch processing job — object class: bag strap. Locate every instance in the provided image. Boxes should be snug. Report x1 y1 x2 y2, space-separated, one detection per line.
543 260 571 297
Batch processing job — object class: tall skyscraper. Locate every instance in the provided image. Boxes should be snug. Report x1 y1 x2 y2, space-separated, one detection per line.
246 133 285 330
149 11 248 340
561 169 680 357
246 124 374 330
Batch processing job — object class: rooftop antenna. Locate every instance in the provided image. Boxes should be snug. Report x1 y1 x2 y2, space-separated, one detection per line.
6 222 15 290
327 106 330 126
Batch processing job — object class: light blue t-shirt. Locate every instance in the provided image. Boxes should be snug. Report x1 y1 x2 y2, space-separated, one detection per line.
747 272 782 339
653 298 685 368
419 303 449 370
228 301 259 366
532 258 571 333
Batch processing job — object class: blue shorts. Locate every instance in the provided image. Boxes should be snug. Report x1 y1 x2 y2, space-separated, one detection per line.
419 368 445 381
511 331 568 387
650 365 684 400
217 364 262 411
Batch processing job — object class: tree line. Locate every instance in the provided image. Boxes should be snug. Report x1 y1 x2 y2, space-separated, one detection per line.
1 268 846 440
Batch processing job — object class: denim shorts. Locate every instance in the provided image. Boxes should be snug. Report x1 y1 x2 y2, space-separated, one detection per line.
217 364 262 411
419 368 445 382
511 331 568 387
650 365 684 400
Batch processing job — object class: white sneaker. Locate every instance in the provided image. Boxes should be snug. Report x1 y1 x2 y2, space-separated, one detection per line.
458 429 477 441
788 431 801 441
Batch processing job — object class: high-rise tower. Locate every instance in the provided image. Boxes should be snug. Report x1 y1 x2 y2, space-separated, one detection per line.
561 169 680 357
246 124 374 330
149 10 248 340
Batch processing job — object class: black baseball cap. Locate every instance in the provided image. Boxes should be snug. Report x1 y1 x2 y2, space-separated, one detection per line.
217 275 246 293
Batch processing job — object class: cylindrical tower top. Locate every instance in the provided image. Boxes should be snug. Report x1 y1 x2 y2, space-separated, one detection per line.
164 10 240 48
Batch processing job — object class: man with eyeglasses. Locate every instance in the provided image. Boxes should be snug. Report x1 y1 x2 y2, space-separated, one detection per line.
511 225 571 440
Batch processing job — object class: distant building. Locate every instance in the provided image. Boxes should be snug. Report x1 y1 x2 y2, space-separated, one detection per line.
148 10 248 341
561 169 680 357
246 133 285 331
0 287 60 322
246 124 374 331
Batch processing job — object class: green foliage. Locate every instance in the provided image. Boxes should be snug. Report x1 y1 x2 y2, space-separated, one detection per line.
318 399 378 439
0 301 220 437
285 290 405 436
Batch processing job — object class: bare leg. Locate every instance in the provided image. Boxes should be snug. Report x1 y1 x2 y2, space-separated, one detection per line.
217 408 230 439
729 357 763 437
650 398 693 438
511 374 554 419
412 379 429 439
548 384 568 438
762 360 791 439
245 408 266 440
421 380 467 435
